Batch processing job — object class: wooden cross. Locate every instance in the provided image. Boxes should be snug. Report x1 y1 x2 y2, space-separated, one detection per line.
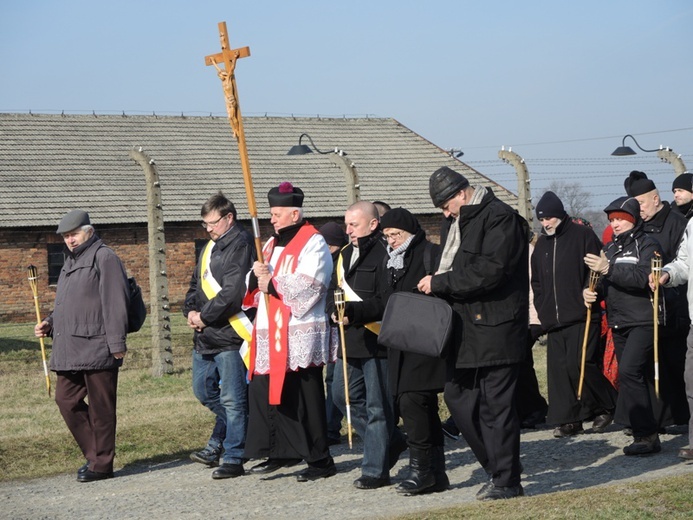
204 22 251 139
204 21 265 271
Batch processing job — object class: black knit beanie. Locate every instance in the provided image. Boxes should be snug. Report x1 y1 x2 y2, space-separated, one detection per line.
672 173 693 193
379 207 419 234
535 191 566 219
624 171 656 197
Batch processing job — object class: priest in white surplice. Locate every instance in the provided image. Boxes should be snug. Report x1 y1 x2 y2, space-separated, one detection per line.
243 182 338 482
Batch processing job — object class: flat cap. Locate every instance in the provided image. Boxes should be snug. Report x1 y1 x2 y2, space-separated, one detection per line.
56 209 90 234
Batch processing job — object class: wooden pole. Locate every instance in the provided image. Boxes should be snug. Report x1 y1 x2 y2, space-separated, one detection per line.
577 270 600 400
652 254 662 399
27 265 51 396
333 288 353 449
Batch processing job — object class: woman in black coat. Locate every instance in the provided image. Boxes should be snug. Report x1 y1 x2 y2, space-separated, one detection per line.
350 208 448 495
584 196 663 455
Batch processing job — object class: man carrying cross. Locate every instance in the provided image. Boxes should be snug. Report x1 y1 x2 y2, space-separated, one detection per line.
243 182 337 482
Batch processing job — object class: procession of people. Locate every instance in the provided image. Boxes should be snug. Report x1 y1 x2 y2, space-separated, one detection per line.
36 166 693 500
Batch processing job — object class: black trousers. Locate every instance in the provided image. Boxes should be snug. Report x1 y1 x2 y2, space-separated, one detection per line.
444 364 521 487
245 367 330 464
546 322 617 425
397 390 444 452
612 326 658 437
55 369 119 473
515 331 548 422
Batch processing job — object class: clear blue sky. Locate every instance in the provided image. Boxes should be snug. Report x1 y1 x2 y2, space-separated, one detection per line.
2 0 692 210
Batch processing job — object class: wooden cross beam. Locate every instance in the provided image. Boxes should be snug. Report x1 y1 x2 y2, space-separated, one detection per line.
204 25 250 69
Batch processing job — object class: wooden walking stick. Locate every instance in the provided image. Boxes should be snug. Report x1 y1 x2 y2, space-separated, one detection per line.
204 21 264 265
577 269 601 400
27 265 51 396
651 253 662 399
333 288 353 449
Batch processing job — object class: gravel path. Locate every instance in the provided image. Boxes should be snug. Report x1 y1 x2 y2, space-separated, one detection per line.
3 425 692 520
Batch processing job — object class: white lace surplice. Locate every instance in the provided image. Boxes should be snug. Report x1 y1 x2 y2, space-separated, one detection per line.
246 233 338 374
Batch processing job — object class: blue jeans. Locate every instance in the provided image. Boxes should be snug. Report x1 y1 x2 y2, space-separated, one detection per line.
325 362 344 440
192 350 248 465
332 356 393 478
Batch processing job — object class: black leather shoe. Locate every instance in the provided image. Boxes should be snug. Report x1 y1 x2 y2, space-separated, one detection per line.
296 459 336 482
249 458 302 475
77 462 90 476
190 446 221 467
478 484 524 501
475 479 494 500
520 408 547 429
212 463 245 479
77 470 114 483
441 417 460 441
553 422 583 438
353 475 390 489
592 413 613 433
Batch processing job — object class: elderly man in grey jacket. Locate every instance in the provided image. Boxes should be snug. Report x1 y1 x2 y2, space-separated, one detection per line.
35 209 129 482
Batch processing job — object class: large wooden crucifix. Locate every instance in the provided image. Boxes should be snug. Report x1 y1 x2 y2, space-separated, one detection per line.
205 21 263 262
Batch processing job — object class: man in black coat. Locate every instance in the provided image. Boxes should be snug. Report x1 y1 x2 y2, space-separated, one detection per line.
531 191 616 438
418 167 528 501
329 201 405 490
625 171 690 429
184 192 255 479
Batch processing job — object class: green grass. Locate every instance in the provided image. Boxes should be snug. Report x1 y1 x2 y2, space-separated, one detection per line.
396 473 693 519
0 316 210 481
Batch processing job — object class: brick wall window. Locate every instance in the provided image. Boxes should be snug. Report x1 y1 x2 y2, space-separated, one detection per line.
47 244 64 285
194 239 207 264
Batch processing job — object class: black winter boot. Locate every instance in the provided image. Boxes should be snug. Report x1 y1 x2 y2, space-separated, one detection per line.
395 449 436 495
429 445 449 492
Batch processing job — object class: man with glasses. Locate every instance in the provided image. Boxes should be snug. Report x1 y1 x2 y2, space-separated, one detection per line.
184 192 255 479
328 201 407 490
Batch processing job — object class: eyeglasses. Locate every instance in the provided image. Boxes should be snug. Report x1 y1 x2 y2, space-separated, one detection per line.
201 215 227 229
384 231 403 241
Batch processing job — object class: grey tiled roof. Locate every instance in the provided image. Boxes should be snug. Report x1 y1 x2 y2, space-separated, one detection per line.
0 113 517 228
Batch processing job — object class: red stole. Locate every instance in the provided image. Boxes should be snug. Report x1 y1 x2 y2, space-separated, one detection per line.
248 222 318 405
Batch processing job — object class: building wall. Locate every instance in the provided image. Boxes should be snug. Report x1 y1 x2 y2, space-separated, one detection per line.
1 214 444 323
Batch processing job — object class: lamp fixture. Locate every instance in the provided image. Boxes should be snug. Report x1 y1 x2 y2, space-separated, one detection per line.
287 133 335 155
611 134 661 156
611 134 689 176
286 133 360 203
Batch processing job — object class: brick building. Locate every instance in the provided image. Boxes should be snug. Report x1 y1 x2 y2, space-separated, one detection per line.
0 113 517 322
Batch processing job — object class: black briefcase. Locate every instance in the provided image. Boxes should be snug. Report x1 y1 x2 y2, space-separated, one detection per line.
378 291 453 357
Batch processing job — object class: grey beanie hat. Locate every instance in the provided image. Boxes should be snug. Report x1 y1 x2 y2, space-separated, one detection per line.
56 209 90 234
429 166 470 207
